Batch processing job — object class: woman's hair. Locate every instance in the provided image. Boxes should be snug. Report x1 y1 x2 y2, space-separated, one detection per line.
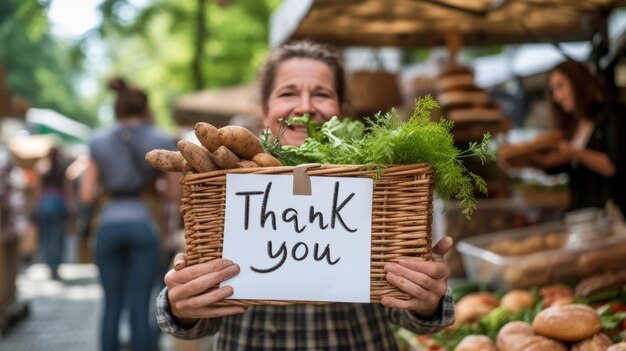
547 59 604 137
108 77 149 120
258 40 346 109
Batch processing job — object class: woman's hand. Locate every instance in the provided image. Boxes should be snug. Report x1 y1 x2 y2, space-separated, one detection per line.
528 140 573 168
165 253 247 328
381 237 453 319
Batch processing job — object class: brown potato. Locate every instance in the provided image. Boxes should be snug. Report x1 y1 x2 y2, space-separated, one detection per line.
194 122 221 152
252 153 282 167
177 140 217 173
236 160 259 168
181 160 194 174
145 149 184 172
218 125 265 160
213 145 240 169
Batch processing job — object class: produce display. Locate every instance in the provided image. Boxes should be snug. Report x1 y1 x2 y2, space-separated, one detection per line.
405 273 626 351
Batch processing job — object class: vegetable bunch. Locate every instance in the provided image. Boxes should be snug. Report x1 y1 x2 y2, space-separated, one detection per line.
263 96 495 218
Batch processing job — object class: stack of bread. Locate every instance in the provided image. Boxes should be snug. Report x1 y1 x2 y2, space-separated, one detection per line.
435 66 509 142
498 130 564 168
451 288 626 351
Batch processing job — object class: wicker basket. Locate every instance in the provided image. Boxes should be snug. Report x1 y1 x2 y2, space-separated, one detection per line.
180 164 434 306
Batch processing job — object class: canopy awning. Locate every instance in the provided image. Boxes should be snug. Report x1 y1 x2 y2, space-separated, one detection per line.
26 108 91 144
271 0 626 48
172 84 262 127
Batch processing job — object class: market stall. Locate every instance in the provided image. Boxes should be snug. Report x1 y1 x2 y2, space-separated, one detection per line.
172 84 263 129
0 68 31 336
270 1 626 349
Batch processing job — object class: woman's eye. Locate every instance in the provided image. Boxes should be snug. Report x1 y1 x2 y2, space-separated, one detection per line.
314 92 331 98
278 91 296 97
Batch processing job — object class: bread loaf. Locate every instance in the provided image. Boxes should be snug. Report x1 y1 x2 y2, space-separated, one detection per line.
497 321 567 351
607 342 626 351
496 321 533 351
571 333 614 351
453 335 496 351
532 304 601 342
513 335 567 351
454 292 499 326
500 290 535 312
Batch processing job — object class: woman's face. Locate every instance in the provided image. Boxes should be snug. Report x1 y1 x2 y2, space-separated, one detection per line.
263 58 341 146
549 70 575 113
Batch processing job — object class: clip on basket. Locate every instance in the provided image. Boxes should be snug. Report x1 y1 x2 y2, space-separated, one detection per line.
180 164 434 306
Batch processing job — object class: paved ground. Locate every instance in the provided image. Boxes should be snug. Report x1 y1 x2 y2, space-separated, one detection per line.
0 263 178 351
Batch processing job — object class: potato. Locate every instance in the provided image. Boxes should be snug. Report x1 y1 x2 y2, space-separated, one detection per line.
145 149 184 172
194 122 221 152
181 160 194 173
252 153 282 167
217 125 265 160
236 160 259 168
213 145 240 169
177 140 217 173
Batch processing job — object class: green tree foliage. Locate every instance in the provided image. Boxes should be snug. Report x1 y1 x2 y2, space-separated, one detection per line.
0 0 97 126
94 0 281 128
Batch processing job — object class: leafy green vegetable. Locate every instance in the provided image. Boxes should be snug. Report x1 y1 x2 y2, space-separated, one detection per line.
262 96 495 218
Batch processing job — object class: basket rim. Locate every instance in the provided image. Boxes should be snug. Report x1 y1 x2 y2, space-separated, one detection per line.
183 163 433 181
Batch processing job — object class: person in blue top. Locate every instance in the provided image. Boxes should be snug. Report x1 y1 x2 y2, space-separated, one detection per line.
156 40 455 351
80 77 180 351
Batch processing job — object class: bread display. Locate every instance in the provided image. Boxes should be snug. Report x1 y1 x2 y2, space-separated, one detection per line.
532 304 602 342
434 66 509 142
498 130 564 167
458 219 626 291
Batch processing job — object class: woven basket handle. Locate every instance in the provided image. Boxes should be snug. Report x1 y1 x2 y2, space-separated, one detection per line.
292 163 321 196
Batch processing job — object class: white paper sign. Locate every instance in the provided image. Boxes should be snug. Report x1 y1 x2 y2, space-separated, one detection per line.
221 173 373 303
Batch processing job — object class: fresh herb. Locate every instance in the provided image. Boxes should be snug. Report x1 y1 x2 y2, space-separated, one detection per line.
262 96 495 218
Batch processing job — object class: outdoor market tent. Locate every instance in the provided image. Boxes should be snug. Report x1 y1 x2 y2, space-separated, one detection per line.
172 84 262 127
271 0 626 49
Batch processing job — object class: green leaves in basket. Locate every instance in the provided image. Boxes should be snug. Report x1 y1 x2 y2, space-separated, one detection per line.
261 95 496 218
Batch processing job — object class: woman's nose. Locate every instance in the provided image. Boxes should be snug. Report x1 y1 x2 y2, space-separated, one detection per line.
294 95 313 114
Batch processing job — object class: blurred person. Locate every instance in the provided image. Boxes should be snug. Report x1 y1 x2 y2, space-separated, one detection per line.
527 59 625 216
34 145 73 280
156 40 455 350
66 154 96 263
80 77 180 351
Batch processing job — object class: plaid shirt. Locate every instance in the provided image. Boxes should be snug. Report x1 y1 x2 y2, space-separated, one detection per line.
156 287 454 350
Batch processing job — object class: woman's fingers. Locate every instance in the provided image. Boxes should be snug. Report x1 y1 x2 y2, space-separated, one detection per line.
170 285 247 319
432 236 453 261
167 260 239 298
173 253 188 271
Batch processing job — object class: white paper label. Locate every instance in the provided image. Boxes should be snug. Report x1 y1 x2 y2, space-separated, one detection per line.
221 173 373 303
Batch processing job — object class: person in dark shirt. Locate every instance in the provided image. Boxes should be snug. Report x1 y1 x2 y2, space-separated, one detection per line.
156 40 455 351
529 59 625 216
